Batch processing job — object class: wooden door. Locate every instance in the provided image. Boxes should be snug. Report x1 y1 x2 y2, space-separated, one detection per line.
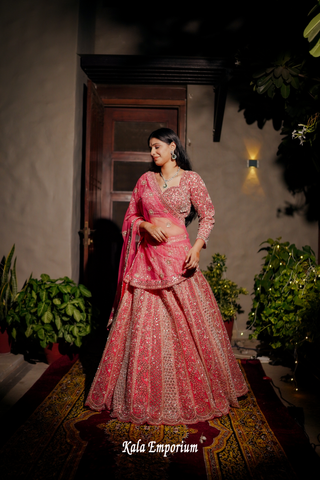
81 84 186 317
102 106 178 227
81 81 104 280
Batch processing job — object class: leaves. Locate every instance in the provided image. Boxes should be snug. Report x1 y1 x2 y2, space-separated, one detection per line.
0 245 19 323
248 238 320 351
40 274 50 283
304 12 320 38
59 285 70 294
37 302 47 317
252 61 301 100
3 273 96 350
55 314 62 330
42 311 53 324
281 83 290 99
66 303 75 316
304 11 320 44
202 254 248 322
309 39 320 57
38 328 45 340
73 309 82 322
79 284 92 298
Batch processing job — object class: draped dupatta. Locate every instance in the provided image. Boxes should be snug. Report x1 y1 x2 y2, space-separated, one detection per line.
109 172 193 323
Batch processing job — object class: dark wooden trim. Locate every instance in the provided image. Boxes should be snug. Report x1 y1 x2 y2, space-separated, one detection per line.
80 55 230 86
101 99 186 106
213 83 228 142
80 56 230 142
97 85 187 149
96 85 187 100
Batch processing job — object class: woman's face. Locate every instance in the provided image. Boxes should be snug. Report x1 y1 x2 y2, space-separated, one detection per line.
149 137 176 167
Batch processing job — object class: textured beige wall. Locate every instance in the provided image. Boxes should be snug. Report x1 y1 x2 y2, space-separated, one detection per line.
187 85 318 337
95 6 142 55
0 0 83 287
1 4 317 339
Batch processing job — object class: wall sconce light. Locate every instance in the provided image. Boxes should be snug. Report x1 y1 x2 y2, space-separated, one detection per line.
247 160 259 168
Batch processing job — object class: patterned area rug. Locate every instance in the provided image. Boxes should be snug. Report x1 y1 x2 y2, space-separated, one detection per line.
0 357 318 479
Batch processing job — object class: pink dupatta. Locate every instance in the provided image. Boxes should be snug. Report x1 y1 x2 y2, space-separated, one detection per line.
109 172 193 324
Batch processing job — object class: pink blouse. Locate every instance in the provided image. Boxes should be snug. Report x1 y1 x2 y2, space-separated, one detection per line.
109 170 215 319
155 170 215 245
125 171 215 245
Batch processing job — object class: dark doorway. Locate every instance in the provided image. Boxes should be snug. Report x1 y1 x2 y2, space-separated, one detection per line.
81 83 186 319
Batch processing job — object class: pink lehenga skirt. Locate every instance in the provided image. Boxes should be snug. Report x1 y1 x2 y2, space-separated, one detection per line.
85 271 248 425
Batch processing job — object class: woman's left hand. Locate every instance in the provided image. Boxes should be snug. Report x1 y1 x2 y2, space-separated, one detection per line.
184 239 205 270
184 247 200 270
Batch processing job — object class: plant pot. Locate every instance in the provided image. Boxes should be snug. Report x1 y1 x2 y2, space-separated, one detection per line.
224 318 234 342
0 329 11 353
44 342 63 365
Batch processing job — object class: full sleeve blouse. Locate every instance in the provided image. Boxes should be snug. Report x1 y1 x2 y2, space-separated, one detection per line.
123 170 215 245
184 171 215 246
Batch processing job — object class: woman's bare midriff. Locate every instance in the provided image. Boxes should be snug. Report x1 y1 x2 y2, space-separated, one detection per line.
150 217 186 237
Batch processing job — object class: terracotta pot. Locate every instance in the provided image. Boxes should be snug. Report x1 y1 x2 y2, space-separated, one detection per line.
224 318 234 342
44 342 63 365
0 329 11 353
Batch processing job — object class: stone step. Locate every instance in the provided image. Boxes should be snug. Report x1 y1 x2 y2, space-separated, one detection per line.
0 353 24 383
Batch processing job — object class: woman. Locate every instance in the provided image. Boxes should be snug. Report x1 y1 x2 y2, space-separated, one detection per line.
85 128 248 425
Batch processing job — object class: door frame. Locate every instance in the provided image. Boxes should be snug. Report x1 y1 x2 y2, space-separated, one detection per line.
95 84 186 143
96 84 186 220
80 55 229 142
81 83 187 281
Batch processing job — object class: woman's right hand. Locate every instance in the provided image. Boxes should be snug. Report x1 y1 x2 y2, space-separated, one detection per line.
140 222 168 243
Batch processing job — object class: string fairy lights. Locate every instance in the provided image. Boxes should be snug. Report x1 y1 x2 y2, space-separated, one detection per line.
247 238 320 392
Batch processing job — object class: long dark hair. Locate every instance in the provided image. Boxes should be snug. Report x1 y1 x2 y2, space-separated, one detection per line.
148 128 196 226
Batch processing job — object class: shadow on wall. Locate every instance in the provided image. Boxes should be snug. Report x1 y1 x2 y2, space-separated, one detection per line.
80 217 123 397
84 218 123 328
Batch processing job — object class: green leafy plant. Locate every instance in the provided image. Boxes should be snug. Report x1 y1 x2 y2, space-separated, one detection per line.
202 254 248 322
247 238 320 351
251 53 301 100
0 245 18 327
303 1 320 57
7 274 95 349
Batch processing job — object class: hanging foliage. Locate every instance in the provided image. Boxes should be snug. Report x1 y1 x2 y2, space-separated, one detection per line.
303 2 320 57
247 238 320 351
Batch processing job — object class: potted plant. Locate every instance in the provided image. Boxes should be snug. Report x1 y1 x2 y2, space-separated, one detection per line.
202 254 248 340
0 245 18 353
6 274 96 364
247 238 320 358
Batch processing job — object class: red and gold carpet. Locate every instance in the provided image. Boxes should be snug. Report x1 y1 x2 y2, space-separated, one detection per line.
0 356 319 479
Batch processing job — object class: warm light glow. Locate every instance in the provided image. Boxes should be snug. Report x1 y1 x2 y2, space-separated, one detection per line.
242 167 265 197
244 138 261 161
242 139 265 197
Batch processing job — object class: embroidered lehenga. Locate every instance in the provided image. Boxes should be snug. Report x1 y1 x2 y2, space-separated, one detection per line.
85 171 248 425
